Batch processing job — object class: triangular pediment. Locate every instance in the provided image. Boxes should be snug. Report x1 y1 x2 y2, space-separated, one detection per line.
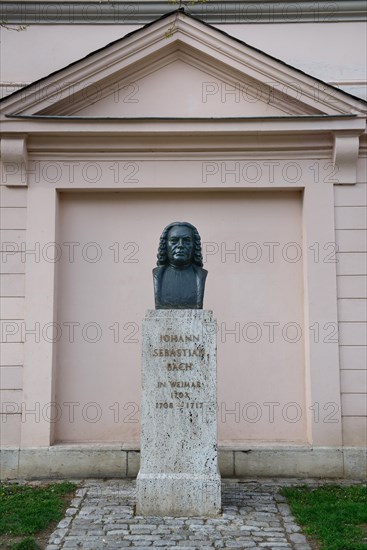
62 53 316 118
1 9 366 119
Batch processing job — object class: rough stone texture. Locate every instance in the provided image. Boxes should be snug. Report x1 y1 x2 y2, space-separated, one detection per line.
234 447 344 478
218 451 235 478
0 448 19 478
44 478 365 549
16 446 127 479
2 446 367 480
127 451 141 478
136 310 220 516
343 447 367 479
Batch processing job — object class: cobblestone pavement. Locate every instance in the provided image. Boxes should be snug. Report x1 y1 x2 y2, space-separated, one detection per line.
45 478 321 550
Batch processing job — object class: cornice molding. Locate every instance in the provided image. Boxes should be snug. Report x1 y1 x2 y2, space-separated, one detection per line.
1 115 365 135
1 1 366 25
1 122 363 188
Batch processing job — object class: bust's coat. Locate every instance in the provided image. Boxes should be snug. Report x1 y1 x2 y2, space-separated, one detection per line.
153 264 208 309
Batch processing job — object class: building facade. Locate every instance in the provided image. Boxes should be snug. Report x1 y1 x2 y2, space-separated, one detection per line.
1 1 366 479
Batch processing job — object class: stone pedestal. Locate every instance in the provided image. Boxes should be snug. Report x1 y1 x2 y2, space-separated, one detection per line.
136 309 221 516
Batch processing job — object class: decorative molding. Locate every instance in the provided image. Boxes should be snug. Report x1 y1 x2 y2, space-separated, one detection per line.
359 133 367 156
0 83 30 101
0 136 28 187
1 1 366 25
1 115 365 135
1 11 366 118
26 132 334 158
333 133 361 184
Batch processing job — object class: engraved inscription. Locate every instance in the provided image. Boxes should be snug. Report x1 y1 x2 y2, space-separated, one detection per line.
160 334 200 343
167 363 192 371
152 348 204 358
154 332 206 411
170 381 201 388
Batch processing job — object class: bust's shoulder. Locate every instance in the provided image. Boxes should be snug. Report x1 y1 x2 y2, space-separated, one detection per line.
153 265 166 278
192 265 208 280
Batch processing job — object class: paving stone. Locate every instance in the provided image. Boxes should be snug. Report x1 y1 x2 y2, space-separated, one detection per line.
289 533 308 543
258 543 291 548
284 523 301 533
274 495 288 502
277 503 292 515
65 508 78 516
236 543 256 548
177 542 202 547
44 478 359 549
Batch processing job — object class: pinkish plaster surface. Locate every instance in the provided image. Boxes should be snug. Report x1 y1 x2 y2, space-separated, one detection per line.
54 190 306 444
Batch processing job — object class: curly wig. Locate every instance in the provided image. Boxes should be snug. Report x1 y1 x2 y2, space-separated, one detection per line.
156 222 204 267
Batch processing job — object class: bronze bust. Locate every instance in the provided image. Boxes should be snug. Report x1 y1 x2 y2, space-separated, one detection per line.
153 222 207 309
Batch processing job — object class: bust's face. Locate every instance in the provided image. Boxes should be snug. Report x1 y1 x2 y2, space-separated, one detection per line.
167 225 194 267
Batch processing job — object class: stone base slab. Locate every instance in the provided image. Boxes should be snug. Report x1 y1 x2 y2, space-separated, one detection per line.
1 445 366 480
136 472 221 516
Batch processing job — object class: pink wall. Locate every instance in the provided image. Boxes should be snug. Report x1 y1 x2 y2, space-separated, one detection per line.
55 190 306 444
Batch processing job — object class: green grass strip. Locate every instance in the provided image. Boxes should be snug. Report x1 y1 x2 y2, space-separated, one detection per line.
9 536 40 550
0 482 76 537
281 485 367 550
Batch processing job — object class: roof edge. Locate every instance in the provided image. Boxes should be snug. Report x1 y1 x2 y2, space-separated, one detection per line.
1 7 366 112
1 0 366 25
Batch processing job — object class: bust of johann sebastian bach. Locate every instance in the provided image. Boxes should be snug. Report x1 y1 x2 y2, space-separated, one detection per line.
153 222 207 309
